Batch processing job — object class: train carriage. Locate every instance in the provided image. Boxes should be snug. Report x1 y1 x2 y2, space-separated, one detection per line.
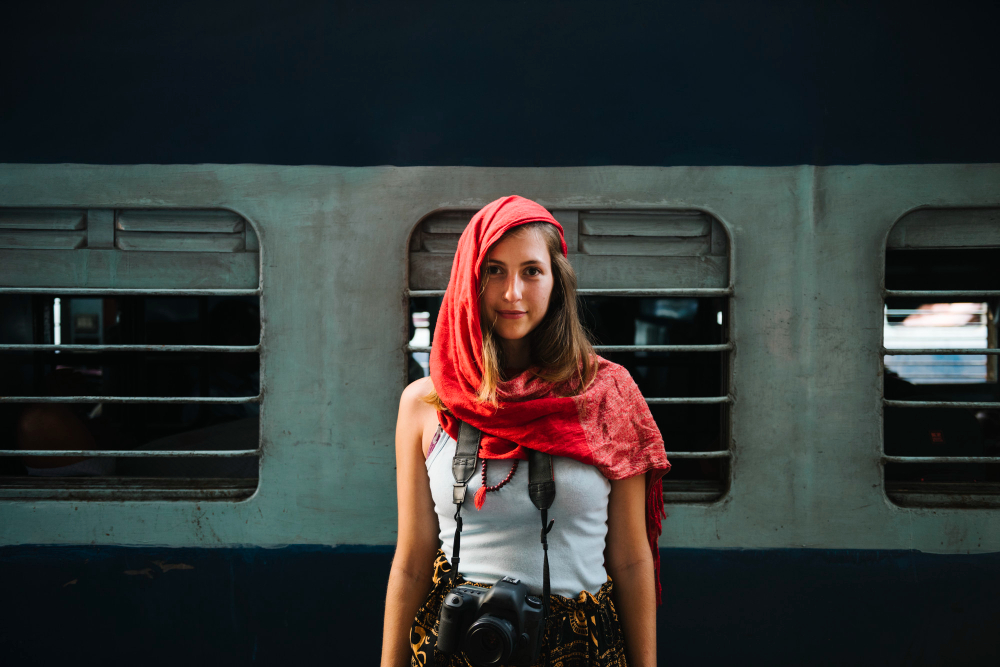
1 163 998 664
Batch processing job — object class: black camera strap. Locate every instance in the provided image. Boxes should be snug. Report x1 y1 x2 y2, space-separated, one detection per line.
527 447 555 665
450 420 481 584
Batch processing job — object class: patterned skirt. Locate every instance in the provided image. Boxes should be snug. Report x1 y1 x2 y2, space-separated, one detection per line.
410 551 628 667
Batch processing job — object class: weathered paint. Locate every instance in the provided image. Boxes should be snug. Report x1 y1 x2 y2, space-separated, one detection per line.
0 164 998 556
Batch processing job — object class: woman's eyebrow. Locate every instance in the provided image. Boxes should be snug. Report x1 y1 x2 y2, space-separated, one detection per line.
486 258 544 267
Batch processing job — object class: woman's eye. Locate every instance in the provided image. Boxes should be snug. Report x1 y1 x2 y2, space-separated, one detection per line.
525 267 541 276
487 265 503 275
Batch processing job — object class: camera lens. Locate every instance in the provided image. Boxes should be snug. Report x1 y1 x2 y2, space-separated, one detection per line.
465 617 515 666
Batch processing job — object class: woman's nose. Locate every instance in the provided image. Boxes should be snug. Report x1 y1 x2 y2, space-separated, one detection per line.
504 275 522 302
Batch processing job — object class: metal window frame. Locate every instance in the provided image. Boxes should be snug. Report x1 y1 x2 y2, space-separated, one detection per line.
0 209 265 500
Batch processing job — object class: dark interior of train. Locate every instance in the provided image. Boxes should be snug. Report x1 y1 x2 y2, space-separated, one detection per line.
409 295 729 492
884 248 1000 487
0 296 261 483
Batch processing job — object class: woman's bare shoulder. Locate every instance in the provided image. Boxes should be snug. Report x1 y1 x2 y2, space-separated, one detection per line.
399 376 435 410
398 376 439 429
398 377 440 458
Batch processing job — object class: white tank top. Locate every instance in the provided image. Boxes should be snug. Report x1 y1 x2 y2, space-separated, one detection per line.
426 427 611 597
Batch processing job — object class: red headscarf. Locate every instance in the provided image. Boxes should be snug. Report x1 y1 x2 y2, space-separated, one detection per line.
430 195 671 605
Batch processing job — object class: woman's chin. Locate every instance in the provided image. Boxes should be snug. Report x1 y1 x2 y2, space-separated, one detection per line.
494 326 532 342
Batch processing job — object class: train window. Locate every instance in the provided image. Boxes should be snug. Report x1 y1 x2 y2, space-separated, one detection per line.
882 208 1000 508
408 208 732 503
0 208 262 501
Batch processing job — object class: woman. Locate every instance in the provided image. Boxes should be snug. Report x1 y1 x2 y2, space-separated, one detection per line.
382 196 669 667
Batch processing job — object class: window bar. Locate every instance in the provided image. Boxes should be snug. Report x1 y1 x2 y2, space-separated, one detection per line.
0 449 259 458
662 451 731 459
592 344 732 353
884 399 999 409
0 344 261 353
883 348 1000 355
0 287 261 296
406 343 732 354
881 455 1000 464
407 287 734 298
646 396 730 405
883 289 1000 298
0 488 255 501
0 395 261 404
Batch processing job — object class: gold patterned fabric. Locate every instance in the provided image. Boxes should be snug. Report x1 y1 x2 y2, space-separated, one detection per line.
410 551 628 667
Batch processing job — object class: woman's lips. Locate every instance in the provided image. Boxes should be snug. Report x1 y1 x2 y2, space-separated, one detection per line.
497 310 527 319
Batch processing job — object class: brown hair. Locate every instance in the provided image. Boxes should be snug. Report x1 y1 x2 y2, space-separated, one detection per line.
425 221 595 410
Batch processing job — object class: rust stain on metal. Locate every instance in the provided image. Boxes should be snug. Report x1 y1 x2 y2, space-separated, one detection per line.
124 568 153 579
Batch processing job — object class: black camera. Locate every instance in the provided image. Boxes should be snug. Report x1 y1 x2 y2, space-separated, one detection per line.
436 576 545 666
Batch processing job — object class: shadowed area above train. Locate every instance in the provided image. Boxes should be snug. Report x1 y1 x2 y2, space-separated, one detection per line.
0 0 998 166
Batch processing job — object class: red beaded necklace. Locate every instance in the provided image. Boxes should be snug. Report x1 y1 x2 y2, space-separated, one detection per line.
472 459 519 510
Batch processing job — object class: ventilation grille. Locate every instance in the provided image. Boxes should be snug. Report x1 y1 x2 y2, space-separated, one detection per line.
409 210 469 254
0 207 260 290
408 207 730 291
0 209 87 250
116 210 248 252
0 208 257 252
579 211 723 256
888 208 1000 249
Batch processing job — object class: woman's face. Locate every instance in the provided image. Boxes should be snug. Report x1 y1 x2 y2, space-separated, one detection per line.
480 227 555 343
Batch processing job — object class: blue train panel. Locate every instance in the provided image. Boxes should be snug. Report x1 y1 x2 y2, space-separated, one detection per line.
1 546 997 666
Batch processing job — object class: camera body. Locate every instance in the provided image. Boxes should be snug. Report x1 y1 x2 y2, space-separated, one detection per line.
436 576 544 666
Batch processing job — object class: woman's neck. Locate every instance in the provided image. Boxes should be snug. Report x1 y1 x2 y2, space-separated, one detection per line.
500 337 531 372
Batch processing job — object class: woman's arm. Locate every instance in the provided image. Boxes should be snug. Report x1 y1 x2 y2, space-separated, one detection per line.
380 378 442 667
605 473 657 667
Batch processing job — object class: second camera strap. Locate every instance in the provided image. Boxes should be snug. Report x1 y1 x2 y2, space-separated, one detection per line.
527 446 555 663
